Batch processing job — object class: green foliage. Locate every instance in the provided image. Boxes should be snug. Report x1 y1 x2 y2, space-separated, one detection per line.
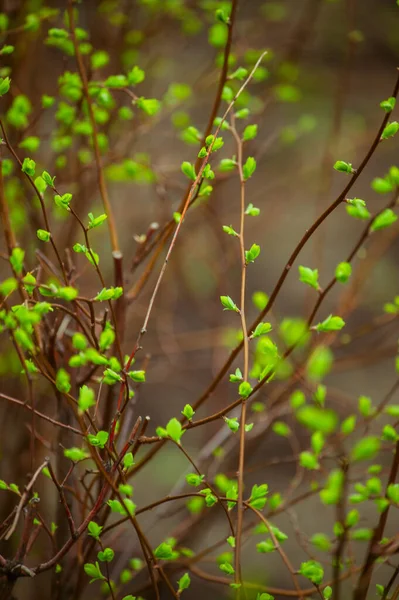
351 437 380 462
298 560 324 585
88 521 103 540
243 156 256 180
220 295 239 312
298 266 319 290
84 562 105 583
315 315 345 332
296 405 338 434
245 243 260 263
1 6 399 597
333 160 354 174
381 121 399 139
335 262 352 283
370 209 398 231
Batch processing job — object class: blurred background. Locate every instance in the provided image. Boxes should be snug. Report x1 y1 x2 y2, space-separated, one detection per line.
1 0 399 598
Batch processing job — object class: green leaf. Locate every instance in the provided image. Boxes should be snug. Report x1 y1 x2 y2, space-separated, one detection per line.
95 287 123 301
209 22 228 48
220 295 239 312
185 473 204 486
238 381 253 398
380 97 396 113
371 177 393 194
105 74 128 88
229 368 243 382
0 45 14 55
205 134 224 153
123 452 135 469
311 431 325 455
381 121 399 140
128 66 145 85
298 266 319 290
385 405 399 417
346 197 370 220
222 225 239 237
333 160 354 174
215 8 230 24
128 370 146 382
341 415 356 435
48 28 69 39
256 540 275 553
154 542 174 560
166 418 184 443
181 161 196 181
242 124 258 141
42 95 55 108
358 395 374 417
272 421 290 437
298 560 324 585
22 273 36 296
252 291 268 310
19 136 40 153
245 203 260 216
296 406 338 434
178 573 191 593
351 528 373 541
78 386 95 412
245 243 260 263
87 431 109 449
311 533 331 552
235 108 250 119
387 483 399 504
243 156 256 180
98 548 114 562
21 157 36 177
56 368 71 394
0 77 11 96
88 212 107 229
229 67 248 80
251 322 272 338
64 447 89 462
58 286 78 301
335 262 352 283
91 50 110 69
219 562 235 575
370 209 397 231
351 437 380 462
136 97 161 116
88 521 103 540
54 193 72 210
42 171 56 187
274 83 301 103
107 499 136 516
315 315 345 332
224 417 239 432
381 424 398 442
219 158 237 172
182 404 195 420
10 247 24 275
84 562 105 583
324 587 333 599
37 229 51 242
300 451 319 470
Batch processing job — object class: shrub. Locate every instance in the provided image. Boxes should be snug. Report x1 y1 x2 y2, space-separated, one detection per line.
1 2 399 600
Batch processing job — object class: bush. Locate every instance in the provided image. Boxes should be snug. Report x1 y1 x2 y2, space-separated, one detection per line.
1 2 399 600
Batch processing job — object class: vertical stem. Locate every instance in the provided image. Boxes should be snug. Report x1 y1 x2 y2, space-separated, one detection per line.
67 1 120 256
353 439 399 600
231 120 249 595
